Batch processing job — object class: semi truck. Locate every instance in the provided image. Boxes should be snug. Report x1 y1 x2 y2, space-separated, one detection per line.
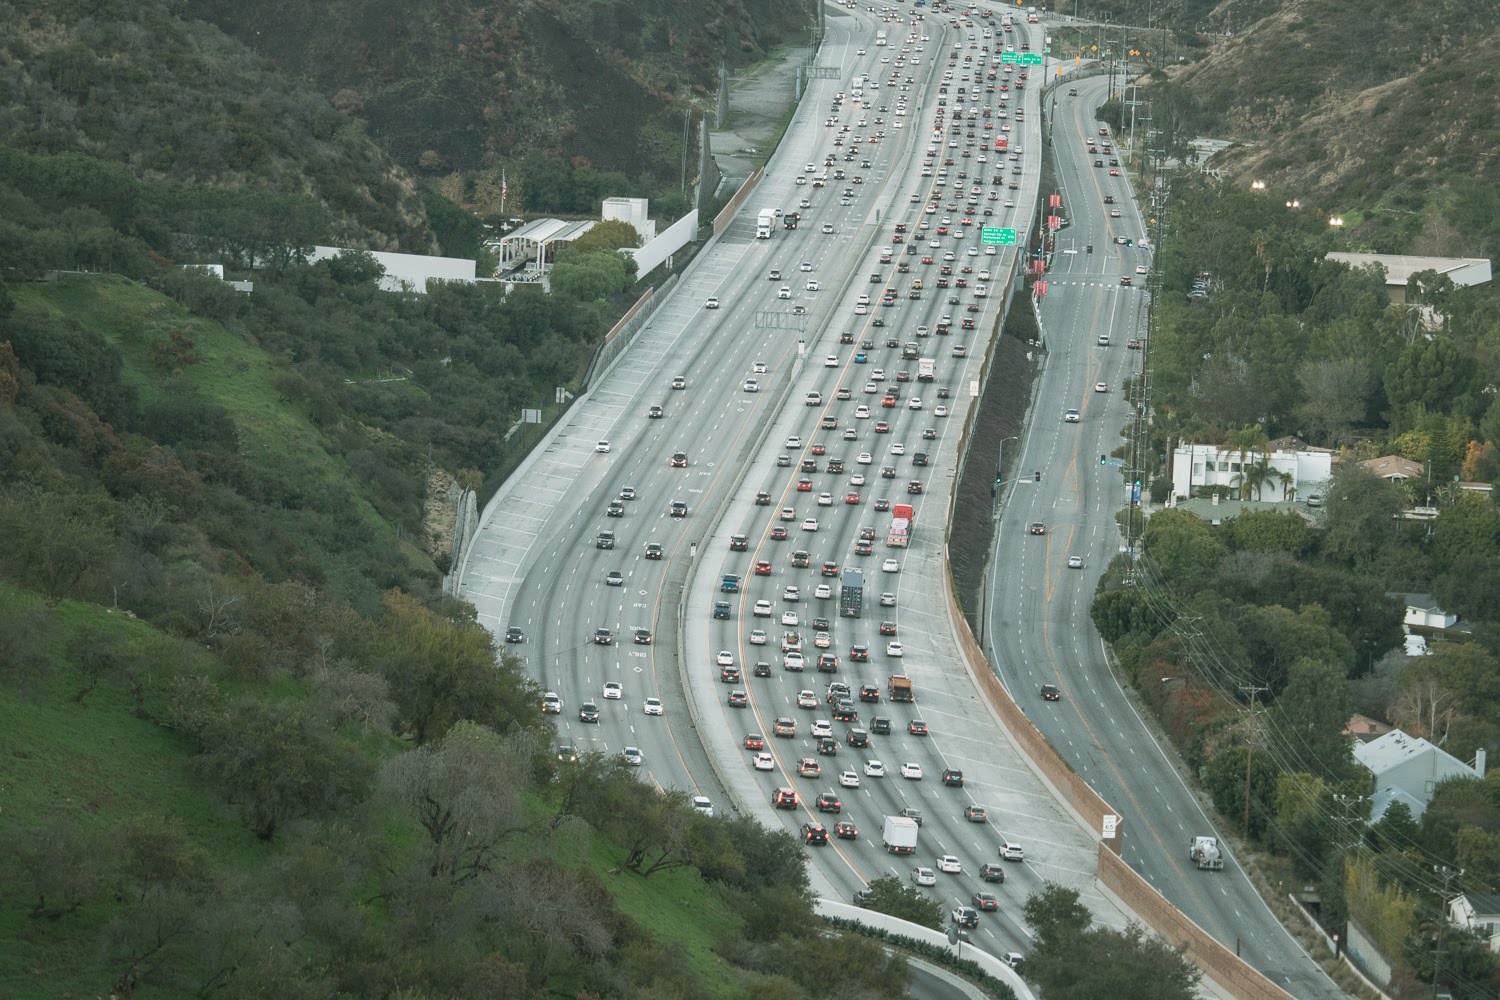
1189 836 1224 870
882 815 919 855
889 674 914 702
917 358 935 382
839 569 864 618
887 502 914 548
755 208 775 239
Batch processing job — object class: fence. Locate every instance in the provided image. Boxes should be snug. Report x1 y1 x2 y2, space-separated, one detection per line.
712 167 764 237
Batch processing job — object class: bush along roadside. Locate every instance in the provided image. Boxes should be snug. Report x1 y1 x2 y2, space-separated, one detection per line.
821 916 1019 999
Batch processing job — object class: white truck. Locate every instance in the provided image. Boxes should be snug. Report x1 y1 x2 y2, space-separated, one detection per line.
755 209 775 239
883 815 919 855
876 29 888 46
851 75 865 97
1189 836 1224 870
917 358 935 382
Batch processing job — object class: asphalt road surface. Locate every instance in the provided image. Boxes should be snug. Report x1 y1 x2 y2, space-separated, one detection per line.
981 72 1343 1000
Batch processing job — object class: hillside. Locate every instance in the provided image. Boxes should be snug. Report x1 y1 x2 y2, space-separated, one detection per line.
1146 0 1500 250
188 0 813 215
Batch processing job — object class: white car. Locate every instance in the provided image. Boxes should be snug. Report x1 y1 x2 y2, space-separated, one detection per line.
890 442 906 455
716 650 735 667
857 452 874 465
781 610 800 626
744 379 760 392
704 296 720 309
840 770 861 788
864 759 886 777
752 361 768 373
911 867 937 887
785 651 806 670
753 599 773 617
808 280 822 291
643 698 664 716
802 518 819 532
1068 555 1084 569
778 286 791 299
800 261 813 272
1095 382 1109 393
850 473 867 486
908 397 922 410
691 795 714 817
602 682 623 700
822 223 835 234
750 629 768 645
1000 841 1025 861
812 720 833 738
595 440 611 453
786 435 802 448
815 584 833 599
937 854 963 874
886 641 904 657
1063 408 1080 422
623 746 643 766
818 492 834 506
797 689 818 708
901 762 924 780
870 369 886 381
934 405 949 417
825 355 839 368
753 752 775 771
882 558 900 573
855 405 871 418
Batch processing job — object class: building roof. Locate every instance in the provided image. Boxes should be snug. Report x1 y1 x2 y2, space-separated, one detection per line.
1393 592 1445 615
1353 729 1447 776
1360 455 1424 480
1459 893 1500 918
1326 252 1493 289
1344 713 1393 743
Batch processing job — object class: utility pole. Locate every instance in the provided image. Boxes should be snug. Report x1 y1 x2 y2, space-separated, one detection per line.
1240 684 1270 840
1432 864 1462 999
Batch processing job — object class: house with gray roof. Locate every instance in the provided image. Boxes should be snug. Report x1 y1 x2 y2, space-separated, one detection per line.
1351 729 1485 822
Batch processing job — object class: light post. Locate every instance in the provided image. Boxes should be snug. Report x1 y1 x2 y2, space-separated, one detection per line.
1250 179 1266 191
995 435 1019 500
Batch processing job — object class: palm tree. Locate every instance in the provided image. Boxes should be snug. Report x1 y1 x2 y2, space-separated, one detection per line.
1235 451 1288 501
1223 424 1270 499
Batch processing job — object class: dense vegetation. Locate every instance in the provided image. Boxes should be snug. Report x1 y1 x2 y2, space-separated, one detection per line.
1091 172 1500 997
189 0 812 219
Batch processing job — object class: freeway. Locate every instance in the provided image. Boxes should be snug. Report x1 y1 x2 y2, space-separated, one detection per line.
460 0 1112 967
982 73 1344 998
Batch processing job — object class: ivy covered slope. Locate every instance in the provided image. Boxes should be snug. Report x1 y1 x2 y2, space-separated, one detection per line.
188 0 812 213
0 0 435 252
1157 0 1500 248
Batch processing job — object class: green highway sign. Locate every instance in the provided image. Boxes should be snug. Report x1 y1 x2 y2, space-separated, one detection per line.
1000 51 1018 63
981 227 1017 246
1020 53 1042 65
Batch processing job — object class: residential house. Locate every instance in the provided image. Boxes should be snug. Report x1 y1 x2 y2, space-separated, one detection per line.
1344 714 1393 744
1352 729 1486 822
1359 455 1424 481
1325 253 1492 306
1447 893 1500 953
1171 444 1331 502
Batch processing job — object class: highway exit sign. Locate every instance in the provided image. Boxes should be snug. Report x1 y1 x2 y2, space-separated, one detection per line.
981 227 1017 246
1020 53 1042 65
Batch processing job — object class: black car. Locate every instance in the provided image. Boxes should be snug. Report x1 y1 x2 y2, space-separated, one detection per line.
816 737 840 756
978 863 1007 884
753 661 772 678
846 727 870 748
912 452 929 466
1041 684 1062 701
832 702 858 722
504 627 525 643
802 822 829 845
942 768 964 787
815 792 842 813
870 716 892 735
578 702 600 723
713 601 732 620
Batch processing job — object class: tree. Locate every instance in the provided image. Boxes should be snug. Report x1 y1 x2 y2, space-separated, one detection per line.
12 813 106 920
1234 450 1288 501
1091 585 1164 645
379 721 534 882
861 874 943 929
1368 801 1420 855
1431 492 1500 571
200 696 371 840
1273 657 1355 778
1024 884 1200 1000
1203 742 1279 841
1295 357 1374 445
1238 603 1355 694
1143 508 1229 594
1383 336 1476 429
1022 882 1092 946
1321 464 1403 569
1224 508 1311 555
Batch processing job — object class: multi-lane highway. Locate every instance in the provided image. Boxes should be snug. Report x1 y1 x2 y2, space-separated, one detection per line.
984 73 1343 999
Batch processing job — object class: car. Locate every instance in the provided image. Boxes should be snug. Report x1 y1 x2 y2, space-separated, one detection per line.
797 689 819 709
774 717 797 738
909 719 929 736
815 791 842 812
973 891 1000 912
941 768 964 787
602 681 623 700
556 744 578 762
1064 407 1080 423
937 855 962 874
965 804 988 823
744 732 766 751
578 702 600 723
728 689 749 707
901 762 924 780
670 452 689 468
622 746 644 767
811 719 834 738
504 626 525 643
671 375 687 389
753 599 774 618
593 627 614 645
605 570 624 587
595 440 611 453
752 360 768 374
952 905 979 928
934 405 949 417
541 691 562 714
750 751 775 772
979 863 1007 883
716 650 735 667
885 640 906 658
781 610 799 627
1029 522 1046 535
1041 683 1062 701
802 822 829 845
691 795 714 817
632 627 651 645
801 518 819 532
911 867 937 887
834 820 859 840
643 697 664 716
999 841 1025 861
822 223 835 234
882 558 900 573
784 651 805 670
704 296 720 309
743 378 760 392
714 601 732 619
1095 381 1109 392
798 757 821 778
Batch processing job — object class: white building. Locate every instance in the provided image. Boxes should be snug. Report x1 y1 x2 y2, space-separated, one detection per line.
1170 444 1331 502
1448 894 1500 953
1325 252 1491 306
601 197 655 242
307 245 475 294
1352 729 1486 822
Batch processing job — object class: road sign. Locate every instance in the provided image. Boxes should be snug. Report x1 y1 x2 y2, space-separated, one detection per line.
1020 52 1042 65
999 51 1018 63
980 226 1016 246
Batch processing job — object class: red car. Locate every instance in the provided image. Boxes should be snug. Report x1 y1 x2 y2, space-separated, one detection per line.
844 492 862 505
744 733 766 750
755 560 772 576
797 479 813 492
909 719 929 736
